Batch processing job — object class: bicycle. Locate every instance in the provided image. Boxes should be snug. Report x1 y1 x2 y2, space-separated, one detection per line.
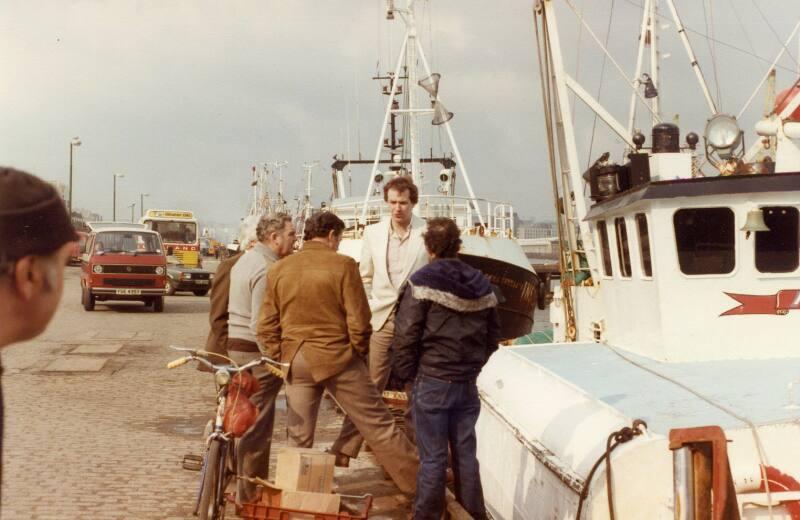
166 346 286 520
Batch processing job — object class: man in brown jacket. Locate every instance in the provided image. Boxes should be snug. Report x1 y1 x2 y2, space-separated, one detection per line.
257 212 418 495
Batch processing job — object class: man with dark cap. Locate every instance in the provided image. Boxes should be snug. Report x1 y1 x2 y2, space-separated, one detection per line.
0 167 78 501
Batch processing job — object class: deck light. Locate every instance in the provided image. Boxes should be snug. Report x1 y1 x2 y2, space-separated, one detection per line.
704 114 744 161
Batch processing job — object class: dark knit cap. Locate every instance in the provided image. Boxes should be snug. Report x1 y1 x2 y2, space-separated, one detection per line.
0 167 78 261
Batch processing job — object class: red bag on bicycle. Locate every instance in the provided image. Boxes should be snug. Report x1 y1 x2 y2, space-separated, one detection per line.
231 370 259 397
223 387 258 437
224 371 259 437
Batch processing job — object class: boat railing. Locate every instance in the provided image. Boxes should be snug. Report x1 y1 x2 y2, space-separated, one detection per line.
330 194 516 238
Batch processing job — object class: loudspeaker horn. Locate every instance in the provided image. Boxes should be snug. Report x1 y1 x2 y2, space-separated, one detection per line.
432 101 453 126
418 73 441 98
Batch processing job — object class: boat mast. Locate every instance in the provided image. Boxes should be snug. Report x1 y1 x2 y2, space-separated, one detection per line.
302 161 318 220
359 0 486 228
539 1 595 272
649 0 661 125
663 0 718 115
626 0 662 145
405 2 421 184
626 0 653 141
269 160 289 214
250 166 258 216
359 33 408 225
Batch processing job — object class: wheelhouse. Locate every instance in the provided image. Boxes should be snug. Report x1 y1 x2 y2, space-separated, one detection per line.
578 171 800 362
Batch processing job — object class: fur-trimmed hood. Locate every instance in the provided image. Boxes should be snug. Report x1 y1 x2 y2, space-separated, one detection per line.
408 258 497 312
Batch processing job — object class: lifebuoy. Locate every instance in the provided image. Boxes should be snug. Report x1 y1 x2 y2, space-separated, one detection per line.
758 465 800 520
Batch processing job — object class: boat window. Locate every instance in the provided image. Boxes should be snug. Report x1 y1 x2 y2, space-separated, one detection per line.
674 208 735 275
635 213 653 277
614 217 632 278
597 220 613 276
756 206 799 273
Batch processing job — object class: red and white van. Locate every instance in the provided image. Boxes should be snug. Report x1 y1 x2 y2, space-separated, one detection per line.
80 226 168 312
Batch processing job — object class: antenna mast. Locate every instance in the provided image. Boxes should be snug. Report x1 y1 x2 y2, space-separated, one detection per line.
302 161 319 220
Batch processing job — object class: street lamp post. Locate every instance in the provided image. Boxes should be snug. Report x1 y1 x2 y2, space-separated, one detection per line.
128 203 136 223
140 193 149 219
113 173 125 221
68 137 81 215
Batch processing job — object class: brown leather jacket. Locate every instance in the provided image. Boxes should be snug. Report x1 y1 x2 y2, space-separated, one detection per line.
204 252 243 358
256 241 372 382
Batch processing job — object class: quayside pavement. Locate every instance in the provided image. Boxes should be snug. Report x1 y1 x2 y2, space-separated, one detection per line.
2 263 409 519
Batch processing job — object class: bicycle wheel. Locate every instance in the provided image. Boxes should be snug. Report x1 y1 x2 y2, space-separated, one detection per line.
197 438 226 520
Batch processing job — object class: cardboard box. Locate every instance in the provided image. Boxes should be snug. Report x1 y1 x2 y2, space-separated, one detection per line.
275 448 335 493
282 490 341 518
250 479 341 520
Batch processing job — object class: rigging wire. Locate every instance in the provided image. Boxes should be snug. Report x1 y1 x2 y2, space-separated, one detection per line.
751 0 799 66
619 0 798 74
727 0 766 76
605 344 776 519
564 0 662 122
701 0 723 112
572 0 587 125
586 0 617 169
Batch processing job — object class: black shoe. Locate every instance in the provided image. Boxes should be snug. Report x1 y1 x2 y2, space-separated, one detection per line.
325 448 351 468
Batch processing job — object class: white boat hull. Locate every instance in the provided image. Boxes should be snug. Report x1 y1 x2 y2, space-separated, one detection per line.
477 344 800 519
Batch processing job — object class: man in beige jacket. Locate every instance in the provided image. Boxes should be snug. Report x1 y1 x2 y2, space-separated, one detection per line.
257 211 418 494
330 176 428 466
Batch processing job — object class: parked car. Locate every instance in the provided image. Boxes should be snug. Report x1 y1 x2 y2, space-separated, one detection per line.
80 227 168 312
69 231 88 265
165 262 214 296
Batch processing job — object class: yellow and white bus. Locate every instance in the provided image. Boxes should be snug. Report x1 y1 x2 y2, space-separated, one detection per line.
140 209 201 267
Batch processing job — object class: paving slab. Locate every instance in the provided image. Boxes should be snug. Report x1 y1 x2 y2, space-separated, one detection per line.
70 344 124 355
92 331 137 340
43 357 108 372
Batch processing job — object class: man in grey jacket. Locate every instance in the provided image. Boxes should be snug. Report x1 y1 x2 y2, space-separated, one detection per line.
227 212 295 504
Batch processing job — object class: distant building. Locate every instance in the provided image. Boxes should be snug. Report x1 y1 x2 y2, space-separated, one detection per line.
76 208 103 222
516 220 557 239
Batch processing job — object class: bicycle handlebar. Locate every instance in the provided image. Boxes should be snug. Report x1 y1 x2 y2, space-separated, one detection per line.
166 346 287 378
167 357 191 369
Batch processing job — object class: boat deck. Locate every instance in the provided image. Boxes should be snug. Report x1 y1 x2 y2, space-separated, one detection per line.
511 342 800 434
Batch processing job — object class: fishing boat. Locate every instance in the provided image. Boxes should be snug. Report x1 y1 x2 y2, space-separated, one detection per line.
477 1 800 518
327 0 539 340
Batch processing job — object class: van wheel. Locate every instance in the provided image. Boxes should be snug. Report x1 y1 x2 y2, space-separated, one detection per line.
193 290 209 297
82 288 95 311
153 296 164 313
165 280 176 296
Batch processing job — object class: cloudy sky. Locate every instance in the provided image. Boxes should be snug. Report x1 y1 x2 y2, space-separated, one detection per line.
1 1 799 238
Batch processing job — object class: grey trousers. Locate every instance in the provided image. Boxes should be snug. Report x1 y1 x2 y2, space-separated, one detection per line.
285 348 419 494
229 350 284 504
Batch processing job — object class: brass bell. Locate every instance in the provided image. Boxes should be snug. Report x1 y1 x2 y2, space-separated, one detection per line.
741 209 770 238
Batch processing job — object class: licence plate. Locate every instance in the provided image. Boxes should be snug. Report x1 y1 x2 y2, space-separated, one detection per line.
196 280 209 285
115 289 142 295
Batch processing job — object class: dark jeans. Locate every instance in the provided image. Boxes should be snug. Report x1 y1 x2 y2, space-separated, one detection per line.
412 374 487 520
